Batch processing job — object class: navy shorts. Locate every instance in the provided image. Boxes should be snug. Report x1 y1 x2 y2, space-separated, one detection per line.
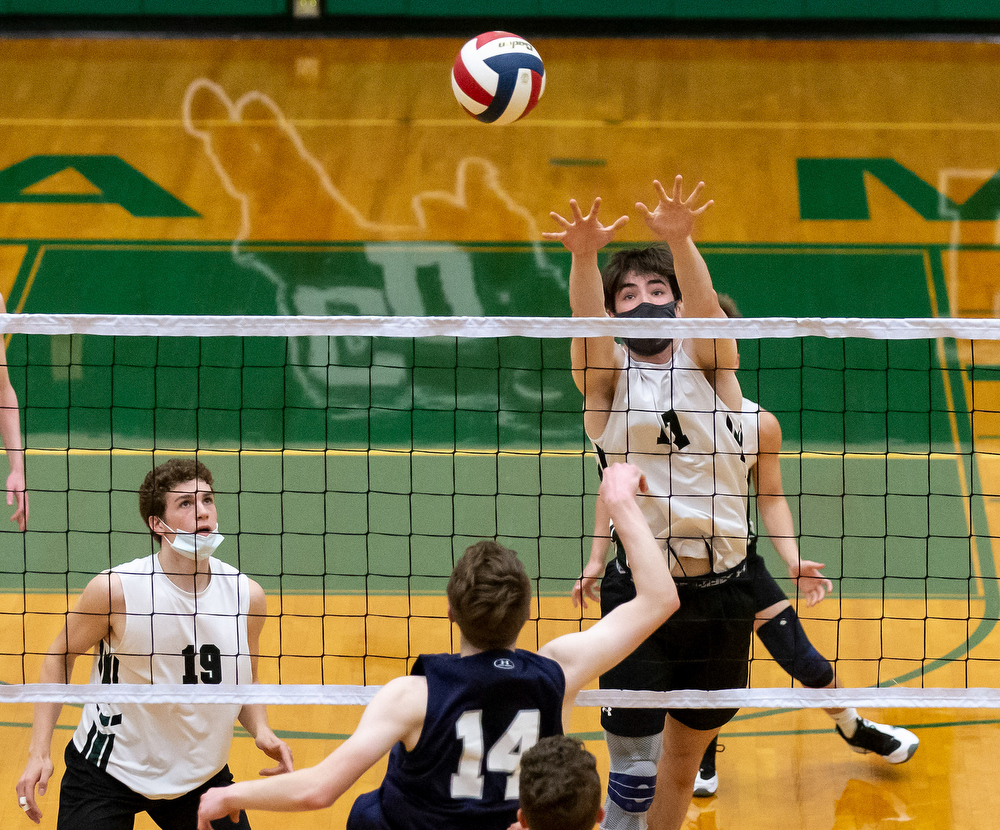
347 790 391 830
599 555 755 734
57 740 251 830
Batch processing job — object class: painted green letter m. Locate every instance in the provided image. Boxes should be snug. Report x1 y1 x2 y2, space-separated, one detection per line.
798 158 1000 221
0 155 199 217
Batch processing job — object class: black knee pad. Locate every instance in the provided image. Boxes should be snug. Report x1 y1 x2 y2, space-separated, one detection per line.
757 605 834 688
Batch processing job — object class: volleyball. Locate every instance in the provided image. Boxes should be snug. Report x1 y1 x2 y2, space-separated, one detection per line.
451 32 545 125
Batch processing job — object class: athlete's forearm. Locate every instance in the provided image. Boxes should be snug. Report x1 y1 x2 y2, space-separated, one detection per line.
208 764 341 815
606 497 676 614
589 498 612 565
237 703 271 739
27 652 76 757
0 379 24 472
758 494 800 573
27 703 62 764
667 236 716 314
569 251 606 318
587 535 611 571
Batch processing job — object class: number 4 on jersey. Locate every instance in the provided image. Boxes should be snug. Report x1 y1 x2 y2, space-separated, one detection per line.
451 709 541 800
657 409 690 450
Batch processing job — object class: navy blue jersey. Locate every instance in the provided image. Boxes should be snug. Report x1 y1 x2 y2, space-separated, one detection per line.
347 649 566 830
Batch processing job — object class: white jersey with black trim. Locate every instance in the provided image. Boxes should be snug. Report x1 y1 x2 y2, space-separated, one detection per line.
71 553 252 798
592 341 749 572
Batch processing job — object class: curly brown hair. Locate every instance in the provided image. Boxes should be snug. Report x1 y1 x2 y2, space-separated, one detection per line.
138 459 214 542
519 736 602 830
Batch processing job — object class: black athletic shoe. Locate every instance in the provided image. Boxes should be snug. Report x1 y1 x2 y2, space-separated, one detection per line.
836 718 919 764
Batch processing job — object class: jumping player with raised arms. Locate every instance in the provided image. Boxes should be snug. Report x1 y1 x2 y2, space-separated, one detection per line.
547 176 754 830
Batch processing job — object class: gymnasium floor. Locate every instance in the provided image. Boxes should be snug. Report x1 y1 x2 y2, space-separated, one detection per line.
2 32 1000 829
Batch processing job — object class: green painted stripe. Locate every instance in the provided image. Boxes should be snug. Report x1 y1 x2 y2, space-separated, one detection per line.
549 158 607 167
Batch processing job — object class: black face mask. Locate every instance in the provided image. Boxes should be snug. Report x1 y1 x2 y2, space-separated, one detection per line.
614 300 678 356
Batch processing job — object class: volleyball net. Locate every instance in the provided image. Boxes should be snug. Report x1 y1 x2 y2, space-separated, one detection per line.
3 312 1000 709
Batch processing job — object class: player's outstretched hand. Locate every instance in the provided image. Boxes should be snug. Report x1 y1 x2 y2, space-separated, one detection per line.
198 787 240 830
636 175 713 244
790 559 833 607
543 197 628 256
257 734 294 777
572 560 604 609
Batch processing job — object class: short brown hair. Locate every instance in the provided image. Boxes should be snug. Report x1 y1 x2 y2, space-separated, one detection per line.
139 459 214 541
447 540 532 650
519 736 602 830
601 245 680 313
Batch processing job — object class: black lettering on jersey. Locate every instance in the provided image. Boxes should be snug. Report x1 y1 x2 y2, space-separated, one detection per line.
182 643 223 685
594 445 609 475
656 409 691 450
725 413 746 463
98 640 119 684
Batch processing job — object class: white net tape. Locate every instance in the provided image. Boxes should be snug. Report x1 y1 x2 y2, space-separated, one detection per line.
3 684 1000 708
1 313 999 339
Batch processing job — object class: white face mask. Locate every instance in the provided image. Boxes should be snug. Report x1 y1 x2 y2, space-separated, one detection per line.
159 522 224 561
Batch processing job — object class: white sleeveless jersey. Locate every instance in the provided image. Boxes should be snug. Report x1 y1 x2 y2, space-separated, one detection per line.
593 342 749 572
72 554 252 798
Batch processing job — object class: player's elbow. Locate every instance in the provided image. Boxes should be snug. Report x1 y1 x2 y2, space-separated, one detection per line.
289 764 343 812
300 793 336 812
658 592 680 622
640 589 678 626
298 781 338 812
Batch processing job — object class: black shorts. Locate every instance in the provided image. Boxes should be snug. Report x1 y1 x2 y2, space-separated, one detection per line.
747 542 789 614
57 740 251 830
599 555 755 735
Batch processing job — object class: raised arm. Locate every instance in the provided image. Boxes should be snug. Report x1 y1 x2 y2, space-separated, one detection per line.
544 198 628 434
236 580 293 777
754 408 832 607
0 296 27 530
540 463 677 722
16 573 120 824
637 176 740 410
197 675 427 829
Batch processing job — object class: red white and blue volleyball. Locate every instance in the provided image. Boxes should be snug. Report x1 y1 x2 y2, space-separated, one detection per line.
451 32 545 125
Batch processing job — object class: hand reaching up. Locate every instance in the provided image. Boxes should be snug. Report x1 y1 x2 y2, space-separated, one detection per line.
636 175 713 244
544 197 628 256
